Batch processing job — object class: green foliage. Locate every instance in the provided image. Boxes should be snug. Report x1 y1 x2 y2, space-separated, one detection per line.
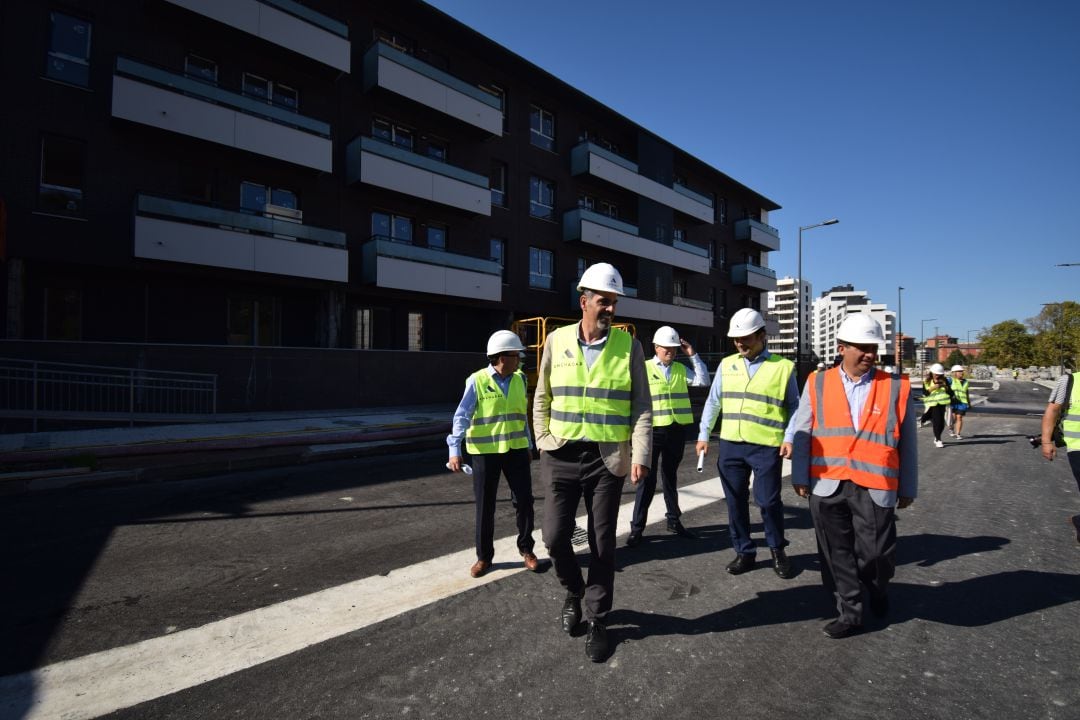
944 349 968 368
1027 301 1080 370
980 320 1037 367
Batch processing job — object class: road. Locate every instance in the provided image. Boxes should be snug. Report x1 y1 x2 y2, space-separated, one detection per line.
2 377 1078 719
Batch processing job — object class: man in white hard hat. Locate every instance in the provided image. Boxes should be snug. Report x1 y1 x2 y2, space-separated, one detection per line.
448 330 539 578
947 365 970 439
626 326 710 548
534 262 651 663
790 313 917 638
697 307 800 579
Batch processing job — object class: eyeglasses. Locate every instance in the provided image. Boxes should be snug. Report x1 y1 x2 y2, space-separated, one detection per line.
499 352 521 358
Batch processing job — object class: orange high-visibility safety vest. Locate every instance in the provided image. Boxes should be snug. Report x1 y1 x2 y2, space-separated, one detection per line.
808 368 910 491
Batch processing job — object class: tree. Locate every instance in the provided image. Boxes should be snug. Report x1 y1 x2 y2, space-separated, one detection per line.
944 349 968 368
980 320 1037 368
1027 301 1080 371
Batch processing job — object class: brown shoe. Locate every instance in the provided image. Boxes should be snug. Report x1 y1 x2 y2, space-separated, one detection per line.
521 551 540 572
1071 515 1080 544
469 559 491 578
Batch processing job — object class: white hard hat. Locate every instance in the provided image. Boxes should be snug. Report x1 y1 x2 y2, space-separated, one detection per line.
816 362 825 369
929 363 946 375
727 308 766 337
652 326 680 347
576 262 624 295
486 330 526 356
836 314 884 344
950 365 964 372
883 365 895 373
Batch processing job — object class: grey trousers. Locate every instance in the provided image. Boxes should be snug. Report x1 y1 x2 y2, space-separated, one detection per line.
541 442 625 621
809 480 896 626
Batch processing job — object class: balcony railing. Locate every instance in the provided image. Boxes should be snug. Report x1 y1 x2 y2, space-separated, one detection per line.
136 194 345 247
351 136 488 189
734 218 781 252
115 57 331 137
731 262 778 291
364 236 500 276
563 208 710 274
260 0 348 37
672 296 714 311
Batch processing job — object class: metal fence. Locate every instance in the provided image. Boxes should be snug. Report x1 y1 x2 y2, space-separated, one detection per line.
0 358 217 430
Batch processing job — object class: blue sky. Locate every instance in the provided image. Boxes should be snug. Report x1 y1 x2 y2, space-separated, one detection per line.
425 0 1080 342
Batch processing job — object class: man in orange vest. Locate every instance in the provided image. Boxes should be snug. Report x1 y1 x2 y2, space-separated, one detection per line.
791 314 918 639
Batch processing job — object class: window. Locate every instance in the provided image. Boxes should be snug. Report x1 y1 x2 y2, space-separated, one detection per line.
355 308 372 349
529 176 555 220
426 139 447 162
717 243 728 270
578 194 595 211
408 312 424 351
372 117 413 151
673 228 686 244
674 279 687 298
490 238 507 282
274 84 298 111
490 162 507 208
45 12 91 86
529 247 554 290
718 288 727 315
599 200 618 218
427 224 446 251
371 211 412 244
184 54 217 84
227 295 279 346
242 73 270 101
39 136 84 216
709 241 717 269
717 198 727 225
529 105 555 151
240 182 297 215
577 257 588 279
44 287 81 340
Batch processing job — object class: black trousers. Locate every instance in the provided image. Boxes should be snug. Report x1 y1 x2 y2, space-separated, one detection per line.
630 423 687 532
542 442 624 621
921 404 947 441
472 449 534 562
809 481 896 626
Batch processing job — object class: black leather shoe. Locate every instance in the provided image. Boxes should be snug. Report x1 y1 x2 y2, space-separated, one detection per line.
585 620 608 662
561 593 582 634
869 593 890 618
626 530 642 548
725 553 756 575
823 619 862 639
667 519 699 539
1070 515 1080 544
770 548 794 579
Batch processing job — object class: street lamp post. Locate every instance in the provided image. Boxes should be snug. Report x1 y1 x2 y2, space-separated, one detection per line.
920 318 937 368
796 218 839 377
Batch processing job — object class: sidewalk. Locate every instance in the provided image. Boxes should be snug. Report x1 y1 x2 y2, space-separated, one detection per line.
0 404 456 495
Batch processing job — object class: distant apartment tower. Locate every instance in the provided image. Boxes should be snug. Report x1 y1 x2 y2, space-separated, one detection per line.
812 285 896 362
766 277 811 360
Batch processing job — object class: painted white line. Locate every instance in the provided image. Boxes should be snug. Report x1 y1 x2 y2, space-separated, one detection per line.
1 464 791 719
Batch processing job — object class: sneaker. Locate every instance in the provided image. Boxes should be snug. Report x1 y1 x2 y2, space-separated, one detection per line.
955 434 963 440
934 440 944 448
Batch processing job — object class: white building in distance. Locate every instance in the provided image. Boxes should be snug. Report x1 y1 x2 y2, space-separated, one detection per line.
812 285 896 363
766 277 812 360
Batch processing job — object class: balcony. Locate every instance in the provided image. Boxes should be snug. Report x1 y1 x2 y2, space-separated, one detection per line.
347 136 490 215
570 283 712 327
731 262 778 292
134 194 347 282
672 295 714 311
111 57 332 171
363 41 502 135
570 142 713 223
362 237 501 301
562 208 709 274
163 0 350 72
734 218 781 252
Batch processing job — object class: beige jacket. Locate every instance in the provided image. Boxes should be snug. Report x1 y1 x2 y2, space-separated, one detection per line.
533 323 652 476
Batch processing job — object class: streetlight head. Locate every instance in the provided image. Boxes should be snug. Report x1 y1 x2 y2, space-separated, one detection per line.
823 218 839 225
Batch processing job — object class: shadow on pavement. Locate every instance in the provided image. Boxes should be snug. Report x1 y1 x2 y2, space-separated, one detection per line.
898 533 1010 567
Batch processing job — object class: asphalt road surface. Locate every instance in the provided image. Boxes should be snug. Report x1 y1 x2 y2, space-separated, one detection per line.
2 377 1078 720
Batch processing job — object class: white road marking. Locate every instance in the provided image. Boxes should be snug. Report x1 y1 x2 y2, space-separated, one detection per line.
0 463 788 719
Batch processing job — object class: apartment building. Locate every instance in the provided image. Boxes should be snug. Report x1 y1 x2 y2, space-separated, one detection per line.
812 285 896 363
766 276 812 360
1 0 781 363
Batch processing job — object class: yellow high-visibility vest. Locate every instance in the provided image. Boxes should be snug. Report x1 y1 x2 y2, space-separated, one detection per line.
465 368 529 455
718 353 793 446
548 325 632 442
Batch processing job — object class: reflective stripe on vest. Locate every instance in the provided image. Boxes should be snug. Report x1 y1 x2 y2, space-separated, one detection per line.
1063 372 1080 452
923 377 950 407
464 369 530 454
548 325 633 442
949 377 969 404
647 361 692 427
809 368 909 491
718 353 793 446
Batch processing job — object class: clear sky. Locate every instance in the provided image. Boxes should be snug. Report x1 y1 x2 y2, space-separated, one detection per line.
425 0 1080 342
